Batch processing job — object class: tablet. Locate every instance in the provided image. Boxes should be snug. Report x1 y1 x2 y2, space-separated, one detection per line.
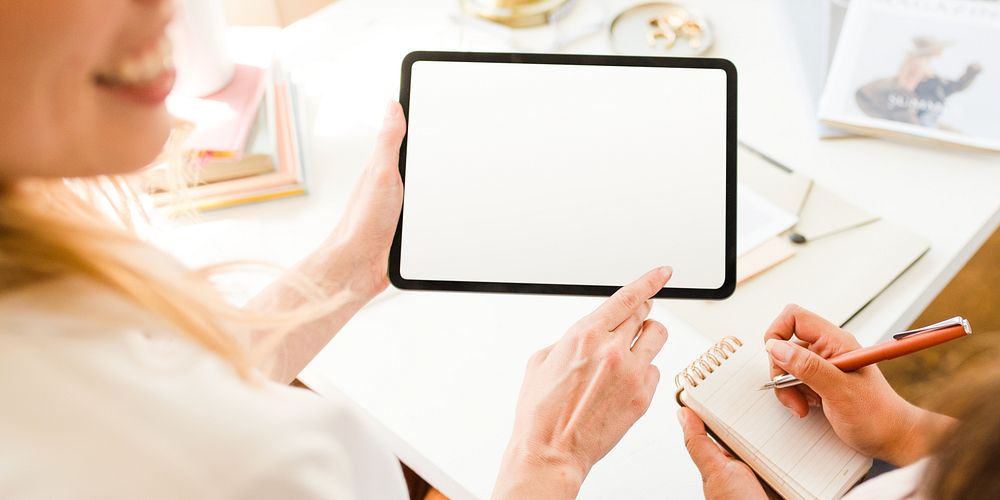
390 51 736 299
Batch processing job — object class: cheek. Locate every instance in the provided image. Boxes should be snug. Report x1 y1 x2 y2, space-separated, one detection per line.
0 0 170 179
11 58 172 178
54 29 171 176
80 88 173 175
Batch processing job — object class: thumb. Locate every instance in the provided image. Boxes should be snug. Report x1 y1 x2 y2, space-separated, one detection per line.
371 101 407 169
765 339 845 397
678 408 729 478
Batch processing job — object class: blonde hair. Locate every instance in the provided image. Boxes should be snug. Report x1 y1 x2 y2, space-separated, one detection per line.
0 133 335 380
923 363 1000 499
0 174 261 373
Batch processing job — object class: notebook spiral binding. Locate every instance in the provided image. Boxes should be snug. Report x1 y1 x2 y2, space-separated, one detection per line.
674 336 743 389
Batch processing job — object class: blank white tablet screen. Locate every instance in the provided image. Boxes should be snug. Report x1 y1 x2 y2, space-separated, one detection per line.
401 60 728 290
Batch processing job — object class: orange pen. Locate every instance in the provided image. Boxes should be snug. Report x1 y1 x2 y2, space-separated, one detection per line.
760 317 973 390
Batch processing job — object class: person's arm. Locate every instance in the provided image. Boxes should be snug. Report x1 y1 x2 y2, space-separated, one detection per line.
942 63 982 95
493 267 672 499
248 101 406 384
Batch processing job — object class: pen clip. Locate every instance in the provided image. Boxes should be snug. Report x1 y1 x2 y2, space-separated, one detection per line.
892 316 971 340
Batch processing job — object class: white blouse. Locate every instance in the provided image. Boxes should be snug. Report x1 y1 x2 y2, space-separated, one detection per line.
843 458 931 500
0 278 408 500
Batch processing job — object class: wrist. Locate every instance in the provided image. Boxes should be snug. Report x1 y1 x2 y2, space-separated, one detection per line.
304 237 386 304
882 401 955 466
493 439 586 500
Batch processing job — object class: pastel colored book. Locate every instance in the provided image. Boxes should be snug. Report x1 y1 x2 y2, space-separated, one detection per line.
152 75 306 212
166 63 270 158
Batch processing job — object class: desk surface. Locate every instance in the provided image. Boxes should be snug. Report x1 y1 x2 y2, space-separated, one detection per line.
161 1 1000 498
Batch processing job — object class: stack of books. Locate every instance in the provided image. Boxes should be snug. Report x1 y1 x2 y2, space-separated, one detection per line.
147 60 306 211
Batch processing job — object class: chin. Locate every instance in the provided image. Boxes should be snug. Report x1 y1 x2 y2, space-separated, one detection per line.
93 110 174 177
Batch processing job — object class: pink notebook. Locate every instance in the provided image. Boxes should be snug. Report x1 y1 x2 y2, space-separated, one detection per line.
167 63 268 158
153 79 305 211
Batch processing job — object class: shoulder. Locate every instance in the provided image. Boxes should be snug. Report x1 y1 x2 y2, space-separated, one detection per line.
0 278 407 499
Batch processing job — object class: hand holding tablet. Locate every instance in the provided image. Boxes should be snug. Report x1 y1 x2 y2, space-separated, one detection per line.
390 51 737 299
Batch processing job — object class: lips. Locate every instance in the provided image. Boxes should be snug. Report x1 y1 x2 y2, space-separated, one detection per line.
95 34 176 105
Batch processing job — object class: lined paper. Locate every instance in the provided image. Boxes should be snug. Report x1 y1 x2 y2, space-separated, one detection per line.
683 343 871 500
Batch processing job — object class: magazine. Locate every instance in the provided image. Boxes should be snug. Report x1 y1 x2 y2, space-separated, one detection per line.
819 0 1000 151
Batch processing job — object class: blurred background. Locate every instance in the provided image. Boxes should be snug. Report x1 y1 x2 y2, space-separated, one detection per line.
223 0 332 26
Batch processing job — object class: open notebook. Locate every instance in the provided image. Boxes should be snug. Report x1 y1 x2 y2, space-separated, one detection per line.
675 337 872 500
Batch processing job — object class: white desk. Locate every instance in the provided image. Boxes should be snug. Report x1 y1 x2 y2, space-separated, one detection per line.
161 1 1000 498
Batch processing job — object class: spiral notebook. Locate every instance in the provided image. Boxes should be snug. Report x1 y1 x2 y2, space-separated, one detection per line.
674 337 872 500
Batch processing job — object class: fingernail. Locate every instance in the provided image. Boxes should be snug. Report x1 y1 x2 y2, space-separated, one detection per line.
765 339 791 365
659 266 673 278
806 394 821 408
676 408 687 426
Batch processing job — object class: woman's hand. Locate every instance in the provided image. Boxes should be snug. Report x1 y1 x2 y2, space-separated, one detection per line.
318 100 406 300
492 267 672 499
764 305 954 466
248 102 406 383
678 408 767 500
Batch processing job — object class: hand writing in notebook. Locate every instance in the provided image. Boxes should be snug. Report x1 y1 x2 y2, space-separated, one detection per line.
763 305 953 465
680 305 956 500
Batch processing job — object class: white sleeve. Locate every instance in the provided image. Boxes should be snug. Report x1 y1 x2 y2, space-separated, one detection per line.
227 396 410 500
842 458 931 500
230 435 358 499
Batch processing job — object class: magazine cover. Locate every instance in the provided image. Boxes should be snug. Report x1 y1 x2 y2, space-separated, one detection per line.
818 0 1000 151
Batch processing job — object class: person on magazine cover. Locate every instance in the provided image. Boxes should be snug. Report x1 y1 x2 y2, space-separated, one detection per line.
856 35 982 128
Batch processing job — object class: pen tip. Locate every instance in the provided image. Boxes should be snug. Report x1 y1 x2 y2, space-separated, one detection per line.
758 384 773 391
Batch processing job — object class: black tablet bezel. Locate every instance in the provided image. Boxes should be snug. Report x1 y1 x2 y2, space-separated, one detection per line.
389 51 737 300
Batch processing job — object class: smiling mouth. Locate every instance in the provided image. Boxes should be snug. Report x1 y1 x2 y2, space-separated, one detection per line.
94 34 174 88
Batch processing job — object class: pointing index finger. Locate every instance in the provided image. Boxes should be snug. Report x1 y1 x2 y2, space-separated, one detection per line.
590 267 672 330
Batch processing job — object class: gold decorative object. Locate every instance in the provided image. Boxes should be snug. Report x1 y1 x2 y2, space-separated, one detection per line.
460 0 575 28
609 2 714 56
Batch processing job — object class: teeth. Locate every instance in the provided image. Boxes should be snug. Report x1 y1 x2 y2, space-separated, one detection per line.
97 35 174 86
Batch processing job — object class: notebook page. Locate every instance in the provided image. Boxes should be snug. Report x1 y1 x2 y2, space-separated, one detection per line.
682 343 871 500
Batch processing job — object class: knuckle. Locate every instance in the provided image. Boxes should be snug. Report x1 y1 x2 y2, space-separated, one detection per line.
527 349 546 367
647 320 667 338
376 128 396 145
783 303 802 316
600 345 623 367
843 329 860 345
613 290 642 312
647 365 661 385
645 273 661 290
683 434 702 456
569 316 593 334
796 352 822 379
576 326 604 346
682 431 696 449
620 366 644 392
